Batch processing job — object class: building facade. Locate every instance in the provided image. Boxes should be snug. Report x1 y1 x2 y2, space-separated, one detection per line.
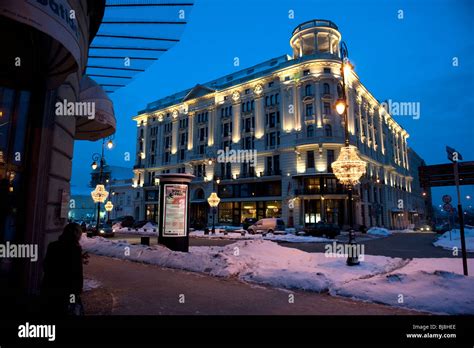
132 20 430 230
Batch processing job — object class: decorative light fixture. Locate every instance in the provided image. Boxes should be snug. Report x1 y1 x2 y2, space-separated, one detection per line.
91 184 109 203
207 158 213 166
91 161 98 170
207 192 221 234
335 98 346 115
107 139 114 149
331 146 366 186
104 200 114 212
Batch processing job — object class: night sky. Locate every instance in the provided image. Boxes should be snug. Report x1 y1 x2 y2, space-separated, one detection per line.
72 0 474 206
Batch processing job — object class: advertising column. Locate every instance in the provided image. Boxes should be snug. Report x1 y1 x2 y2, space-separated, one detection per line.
158 174 195 252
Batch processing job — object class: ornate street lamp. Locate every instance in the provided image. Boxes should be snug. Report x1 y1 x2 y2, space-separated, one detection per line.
104 200 114 222
331 41 366 266
90 136 114 235
207 192 220 235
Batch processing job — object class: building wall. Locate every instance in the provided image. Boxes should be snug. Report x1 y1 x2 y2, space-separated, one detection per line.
132 21 426 230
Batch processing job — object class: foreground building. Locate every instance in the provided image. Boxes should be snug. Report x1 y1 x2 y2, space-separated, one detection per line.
133 19 430 230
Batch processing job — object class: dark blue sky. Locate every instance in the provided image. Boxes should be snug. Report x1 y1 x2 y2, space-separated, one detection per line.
72 0 474 206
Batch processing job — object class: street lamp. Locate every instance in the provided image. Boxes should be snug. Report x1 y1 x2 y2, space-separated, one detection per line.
104 200 114 222
90 136 114 235
207 192 220 234
331 41 367 266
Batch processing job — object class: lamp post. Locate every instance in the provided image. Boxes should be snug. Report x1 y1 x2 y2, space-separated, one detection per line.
105 200 114 222
331 41 367 266
90 137 114 234
207 192 220 235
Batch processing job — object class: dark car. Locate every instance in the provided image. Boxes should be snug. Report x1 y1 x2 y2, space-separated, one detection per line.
115 215 134 228
303 221 341 239
97 223 115 238
414 223 432 232
242 218 257 231
133 220 150 229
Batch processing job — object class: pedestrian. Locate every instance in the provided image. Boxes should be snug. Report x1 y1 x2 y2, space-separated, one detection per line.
41 222 88 316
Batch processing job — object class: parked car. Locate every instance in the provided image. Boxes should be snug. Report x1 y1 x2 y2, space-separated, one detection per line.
302 221 341 239
414 223 432 232
247 218 285 235
132 220 149 229
242 218 257 231
97 223 115 238
114 215 135 228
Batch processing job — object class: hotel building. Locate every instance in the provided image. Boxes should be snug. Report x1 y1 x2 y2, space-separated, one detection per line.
132 19 430 230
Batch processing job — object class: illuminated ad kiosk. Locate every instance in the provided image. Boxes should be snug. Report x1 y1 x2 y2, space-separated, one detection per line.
158 174 195 252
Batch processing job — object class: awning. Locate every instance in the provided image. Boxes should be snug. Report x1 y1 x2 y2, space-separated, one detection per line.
75 76 116 140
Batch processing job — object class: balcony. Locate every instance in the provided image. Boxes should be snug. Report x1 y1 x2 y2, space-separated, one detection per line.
260 169 281 177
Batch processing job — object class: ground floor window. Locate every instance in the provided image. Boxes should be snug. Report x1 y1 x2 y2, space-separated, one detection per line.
218 200 282 225
145 204 158 223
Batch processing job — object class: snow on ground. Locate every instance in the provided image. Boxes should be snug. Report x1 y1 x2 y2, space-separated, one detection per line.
80 235 474 314
83 278 101 292
190 230 332 243
367 227 392 236
433 228 474 252
336 258 474 314
113 222 158 236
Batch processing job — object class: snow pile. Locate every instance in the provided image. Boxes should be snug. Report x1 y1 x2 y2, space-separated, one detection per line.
433 228 474 252
367 227 391 236
80 235 474 314
83 278 101 292
336 258 474 314
113 223 158 236
190 230 332 243
81 235 403 292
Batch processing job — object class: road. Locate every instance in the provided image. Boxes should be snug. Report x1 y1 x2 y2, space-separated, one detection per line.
83 255 419 315
110 232 473 258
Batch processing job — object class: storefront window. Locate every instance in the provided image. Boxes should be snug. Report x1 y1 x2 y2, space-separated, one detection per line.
218 202 233 223
265 201 281 218
145 204 158 223
241 202 256 221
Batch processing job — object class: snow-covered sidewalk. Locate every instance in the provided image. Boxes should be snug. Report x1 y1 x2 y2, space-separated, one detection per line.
81 235 474 314
433 228 474 252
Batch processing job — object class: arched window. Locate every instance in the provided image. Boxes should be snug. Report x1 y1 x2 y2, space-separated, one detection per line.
323 83 330 95
251 100 255 110
306 125 314 137
305 84 313 96
242 102 246 112
275 93 280 104
195 188 205 200
324 124 332 137
246 101 250 111
270 95 275 105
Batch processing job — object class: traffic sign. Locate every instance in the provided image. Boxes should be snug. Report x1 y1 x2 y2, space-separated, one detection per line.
442 195 452 204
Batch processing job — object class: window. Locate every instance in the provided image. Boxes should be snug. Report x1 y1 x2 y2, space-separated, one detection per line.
307 151 315 169
323 102 331 115
268 81 274 87
305 84 313 96
324 124 332 137
327 149 335 172
305 103 313 117
307 125 314 137
323 68 331 74
303 69 310 76
323 83 330 95
179 149 185 160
